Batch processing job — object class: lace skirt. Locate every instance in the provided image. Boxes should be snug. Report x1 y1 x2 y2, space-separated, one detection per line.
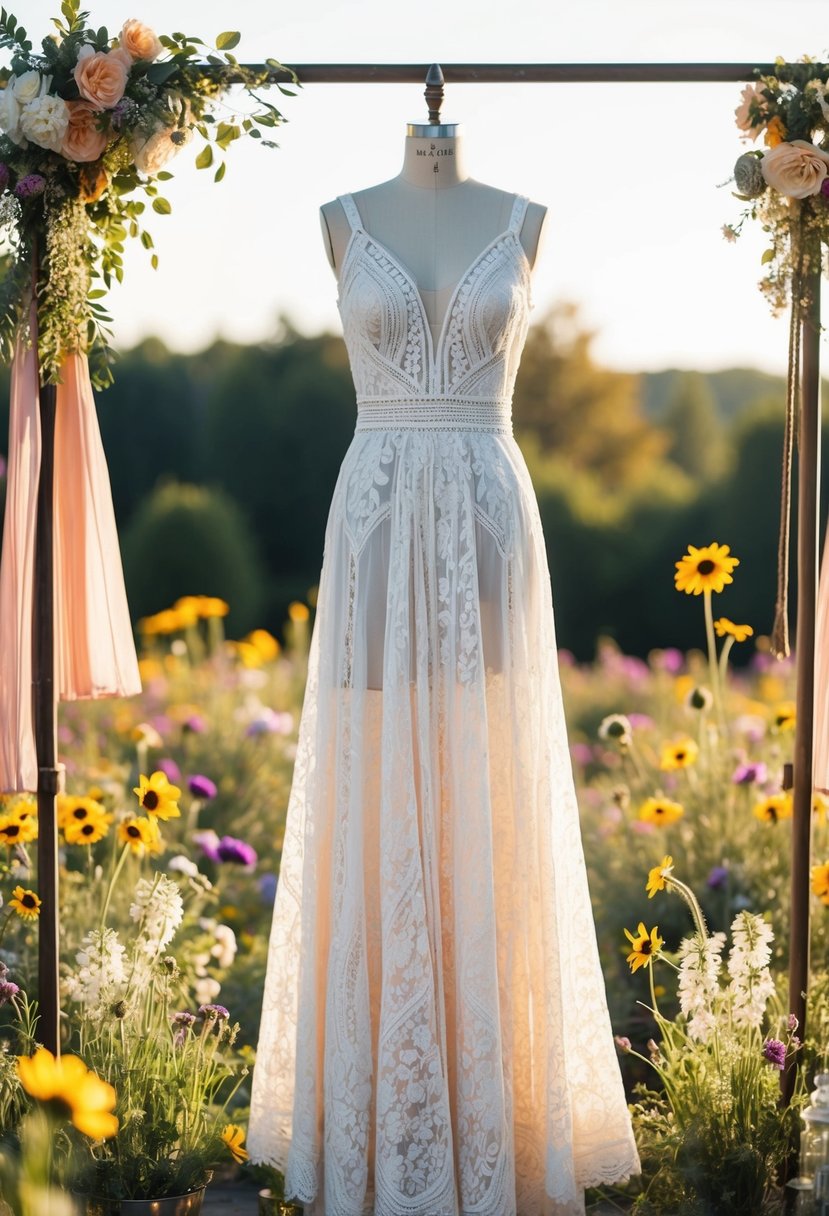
248 422 640 1216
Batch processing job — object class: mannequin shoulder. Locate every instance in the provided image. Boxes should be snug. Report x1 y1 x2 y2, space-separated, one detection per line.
319 196 352 276
520 199 549 270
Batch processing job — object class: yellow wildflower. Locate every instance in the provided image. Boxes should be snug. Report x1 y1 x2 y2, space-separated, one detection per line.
659 738 699 770
17 1048 118 1139
638 796 685 827
674 543 739 596
646 855 674 899
9 887 41 921
133 771 181 821
221 1124 249 1164
624 922 664 973
57 796 107 831
118 816 163 857
812 861 829 905
245 629 280 662
714 618 754 643
288 601 310 622
773 702 796 732
0 811 38 847
753 792 793 823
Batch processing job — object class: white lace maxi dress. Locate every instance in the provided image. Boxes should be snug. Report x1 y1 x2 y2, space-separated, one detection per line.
248 192 640 1216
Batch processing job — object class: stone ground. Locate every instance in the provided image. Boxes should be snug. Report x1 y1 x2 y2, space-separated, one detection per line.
201 1184 625 1215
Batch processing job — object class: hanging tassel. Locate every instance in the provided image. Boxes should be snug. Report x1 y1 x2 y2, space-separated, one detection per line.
770 205 805 660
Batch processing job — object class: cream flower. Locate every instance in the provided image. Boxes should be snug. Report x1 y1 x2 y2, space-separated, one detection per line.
74 45 130 111
12 70 51 104
19 94 69 153
119 19 163 62
761 139 829 199
130 114 191 174
0 85 23 144
734 82 765 138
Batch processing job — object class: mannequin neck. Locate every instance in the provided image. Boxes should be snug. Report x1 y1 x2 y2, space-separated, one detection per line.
399 132 469 189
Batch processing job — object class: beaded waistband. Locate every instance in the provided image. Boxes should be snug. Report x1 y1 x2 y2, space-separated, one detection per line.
355 396 512 434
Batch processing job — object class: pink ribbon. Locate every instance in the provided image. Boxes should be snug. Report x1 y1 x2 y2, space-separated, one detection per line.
0 334 141 792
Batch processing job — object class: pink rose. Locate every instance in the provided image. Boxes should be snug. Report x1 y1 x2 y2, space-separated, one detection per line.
735 82 765 139
119 19 162 63
761 139 829 199
61 99 108 162
73 45 129 111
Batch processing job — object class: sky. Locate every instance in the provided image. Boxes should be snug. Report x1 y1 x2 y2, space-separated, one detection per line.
15 0 829 374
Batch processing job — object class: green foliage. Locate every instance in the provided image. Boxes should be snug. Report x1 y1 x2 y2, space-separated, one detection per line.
121 482 267 635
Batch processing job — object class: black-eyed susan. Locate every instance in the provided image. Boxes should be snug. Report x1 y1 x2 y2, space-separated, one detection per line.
118 815 163 856
0 810 37 847
64 811 113 847
9 887 41 921
714 618 754 643
674 543 740 596
646 856 674 899
57 795 107 832
17 1048 118 1139
133 771 181 821
638 796 685 827
624 922 664 973
753 792 793 823
812 862 829 905
659 738 699 771
773 702 796 732
221 1124 249 1164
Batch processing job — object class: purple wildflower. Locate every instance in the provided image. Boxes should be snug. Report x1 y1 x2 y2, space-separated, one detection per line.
614 1035 631 1053
0 959 8 979
184 714 207 734
788 1013 799 1032
216 836 257 867
706 865 729 891
732 761 767 786
158 757 182 784
14 174 46 200
172 1011 196 1026
188 774 217 800
0 980 19 1005
762 1038 786 1070
199 1003 229 1021
570 743 593 768
259 872 278 906
193 829 221 864
821 178 829 199
245 708 294 737
0 164 9 191
651 647 684 674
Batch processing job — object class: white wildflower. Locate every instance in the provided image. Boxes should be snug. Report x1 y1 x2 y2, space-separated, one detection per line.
73 928 127 1018
598 714 633 746
677 930 726 1042
19 94 69 153
727 911 776 1028
130 874 184 956
195 976 221 1005
168 854 200 878
211 924 237 969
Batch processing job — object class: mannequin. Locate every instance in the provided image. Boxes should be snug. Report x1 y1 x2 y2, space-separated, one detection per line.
320 121 548 341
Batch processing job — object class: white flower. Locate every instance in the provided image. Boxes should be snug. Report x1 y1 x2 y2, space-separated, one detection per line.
677 930 726 1042
130 874 184 955
168 854 200 878
12 70 51 104
195 976 221 1004
73 928 127 1018
19 94 69 154
0 85 23 144
211 924 237 969
727 912 776 1028
598 714 633 746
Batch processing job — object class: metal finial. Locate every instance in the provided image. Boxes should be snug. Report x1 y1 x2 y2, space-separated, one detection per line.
424 63 444 125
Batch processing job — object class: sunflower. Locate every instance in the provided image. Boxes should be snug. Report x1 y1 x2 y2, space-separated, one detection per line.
64 811 113 847
133 772 181 820
674 543 740 596
773 702 796 732
646 856 674 899
753 792 793 823
659 738 699 771
0 810 37 847
57 795 107 832
118 816 163 856
714 618 754 643
9 887 41 921
221 1123 249 1164
638 796 685 827
17 1048 118 1139
812 862 829 905
624 922 664 973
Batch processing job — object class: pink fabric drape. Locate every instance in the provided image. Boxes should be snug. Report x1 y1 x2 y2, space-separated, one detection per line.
815 527 829 793
0 336 141 793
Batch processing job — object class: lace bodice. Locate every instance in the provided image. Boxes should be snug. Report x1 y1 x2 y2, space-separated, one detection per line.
336 192 533 408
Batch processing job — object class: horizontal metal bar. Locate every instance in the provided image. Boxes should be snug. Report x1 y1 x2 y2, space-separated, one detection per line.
235 62 782 85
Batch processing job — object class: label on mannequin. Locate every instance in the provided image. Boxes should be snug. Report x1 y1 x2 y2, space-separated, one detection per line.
415 142 455 158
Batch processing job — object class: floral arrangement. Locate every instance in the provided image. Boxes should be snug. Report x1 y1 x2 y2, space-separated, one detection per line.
0 2 293 386
726 59 829 314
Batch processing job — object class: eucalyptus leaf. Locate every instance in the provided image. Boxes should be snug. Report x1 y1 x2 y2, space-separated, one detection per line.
195 144 213 169
152 197 172 215
216 30 241 49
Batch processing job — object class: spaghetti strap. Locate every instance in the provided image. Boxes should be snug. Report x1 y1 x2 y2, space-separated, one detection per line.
338 193 363 233
508 193 530 235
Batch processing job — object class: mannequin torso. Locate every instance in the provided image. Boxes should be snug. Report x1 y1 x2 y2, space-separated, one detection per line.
321 128 547 343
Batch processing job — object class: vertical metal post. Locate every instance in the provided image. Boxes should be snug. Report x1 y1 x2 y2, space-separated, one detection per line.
783 260 821 1106
31 246 61 1055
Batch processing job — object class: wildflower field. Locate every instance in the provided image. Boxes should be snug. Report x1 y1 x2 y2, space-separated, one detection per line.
0 548 826 1214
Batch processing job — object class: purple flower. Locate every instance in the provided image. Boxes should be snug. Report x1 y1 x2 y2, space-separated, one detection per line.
570 742 593 768
216 835 257 867
0 960 8 979
259 872 278 905
651 647 684 674
706 865 729 891
14 174 46 200
245 708 294 737
821 178 829 199
614 1035 632 1053
0 980 19 1005
732 761 767 786
0 164 9 192
762 1038 786 1070
172 1011 196 1027
193 829 221 864
199 1003 229 1020
158 757 182 784
628 713 655 731
788 1013 799 1032
184 714 207 734
188 774 217 800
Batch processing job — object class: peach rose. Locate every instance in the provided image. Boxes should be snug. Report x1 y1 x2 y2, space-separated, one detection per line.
735 82 765 138
61 99 108 162
761 139 829 199
73 45 129 111
119 19 162 62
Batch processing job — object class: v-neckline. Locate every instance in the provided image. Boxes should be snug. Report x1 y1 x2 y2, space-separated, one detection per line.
338 195 530 379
